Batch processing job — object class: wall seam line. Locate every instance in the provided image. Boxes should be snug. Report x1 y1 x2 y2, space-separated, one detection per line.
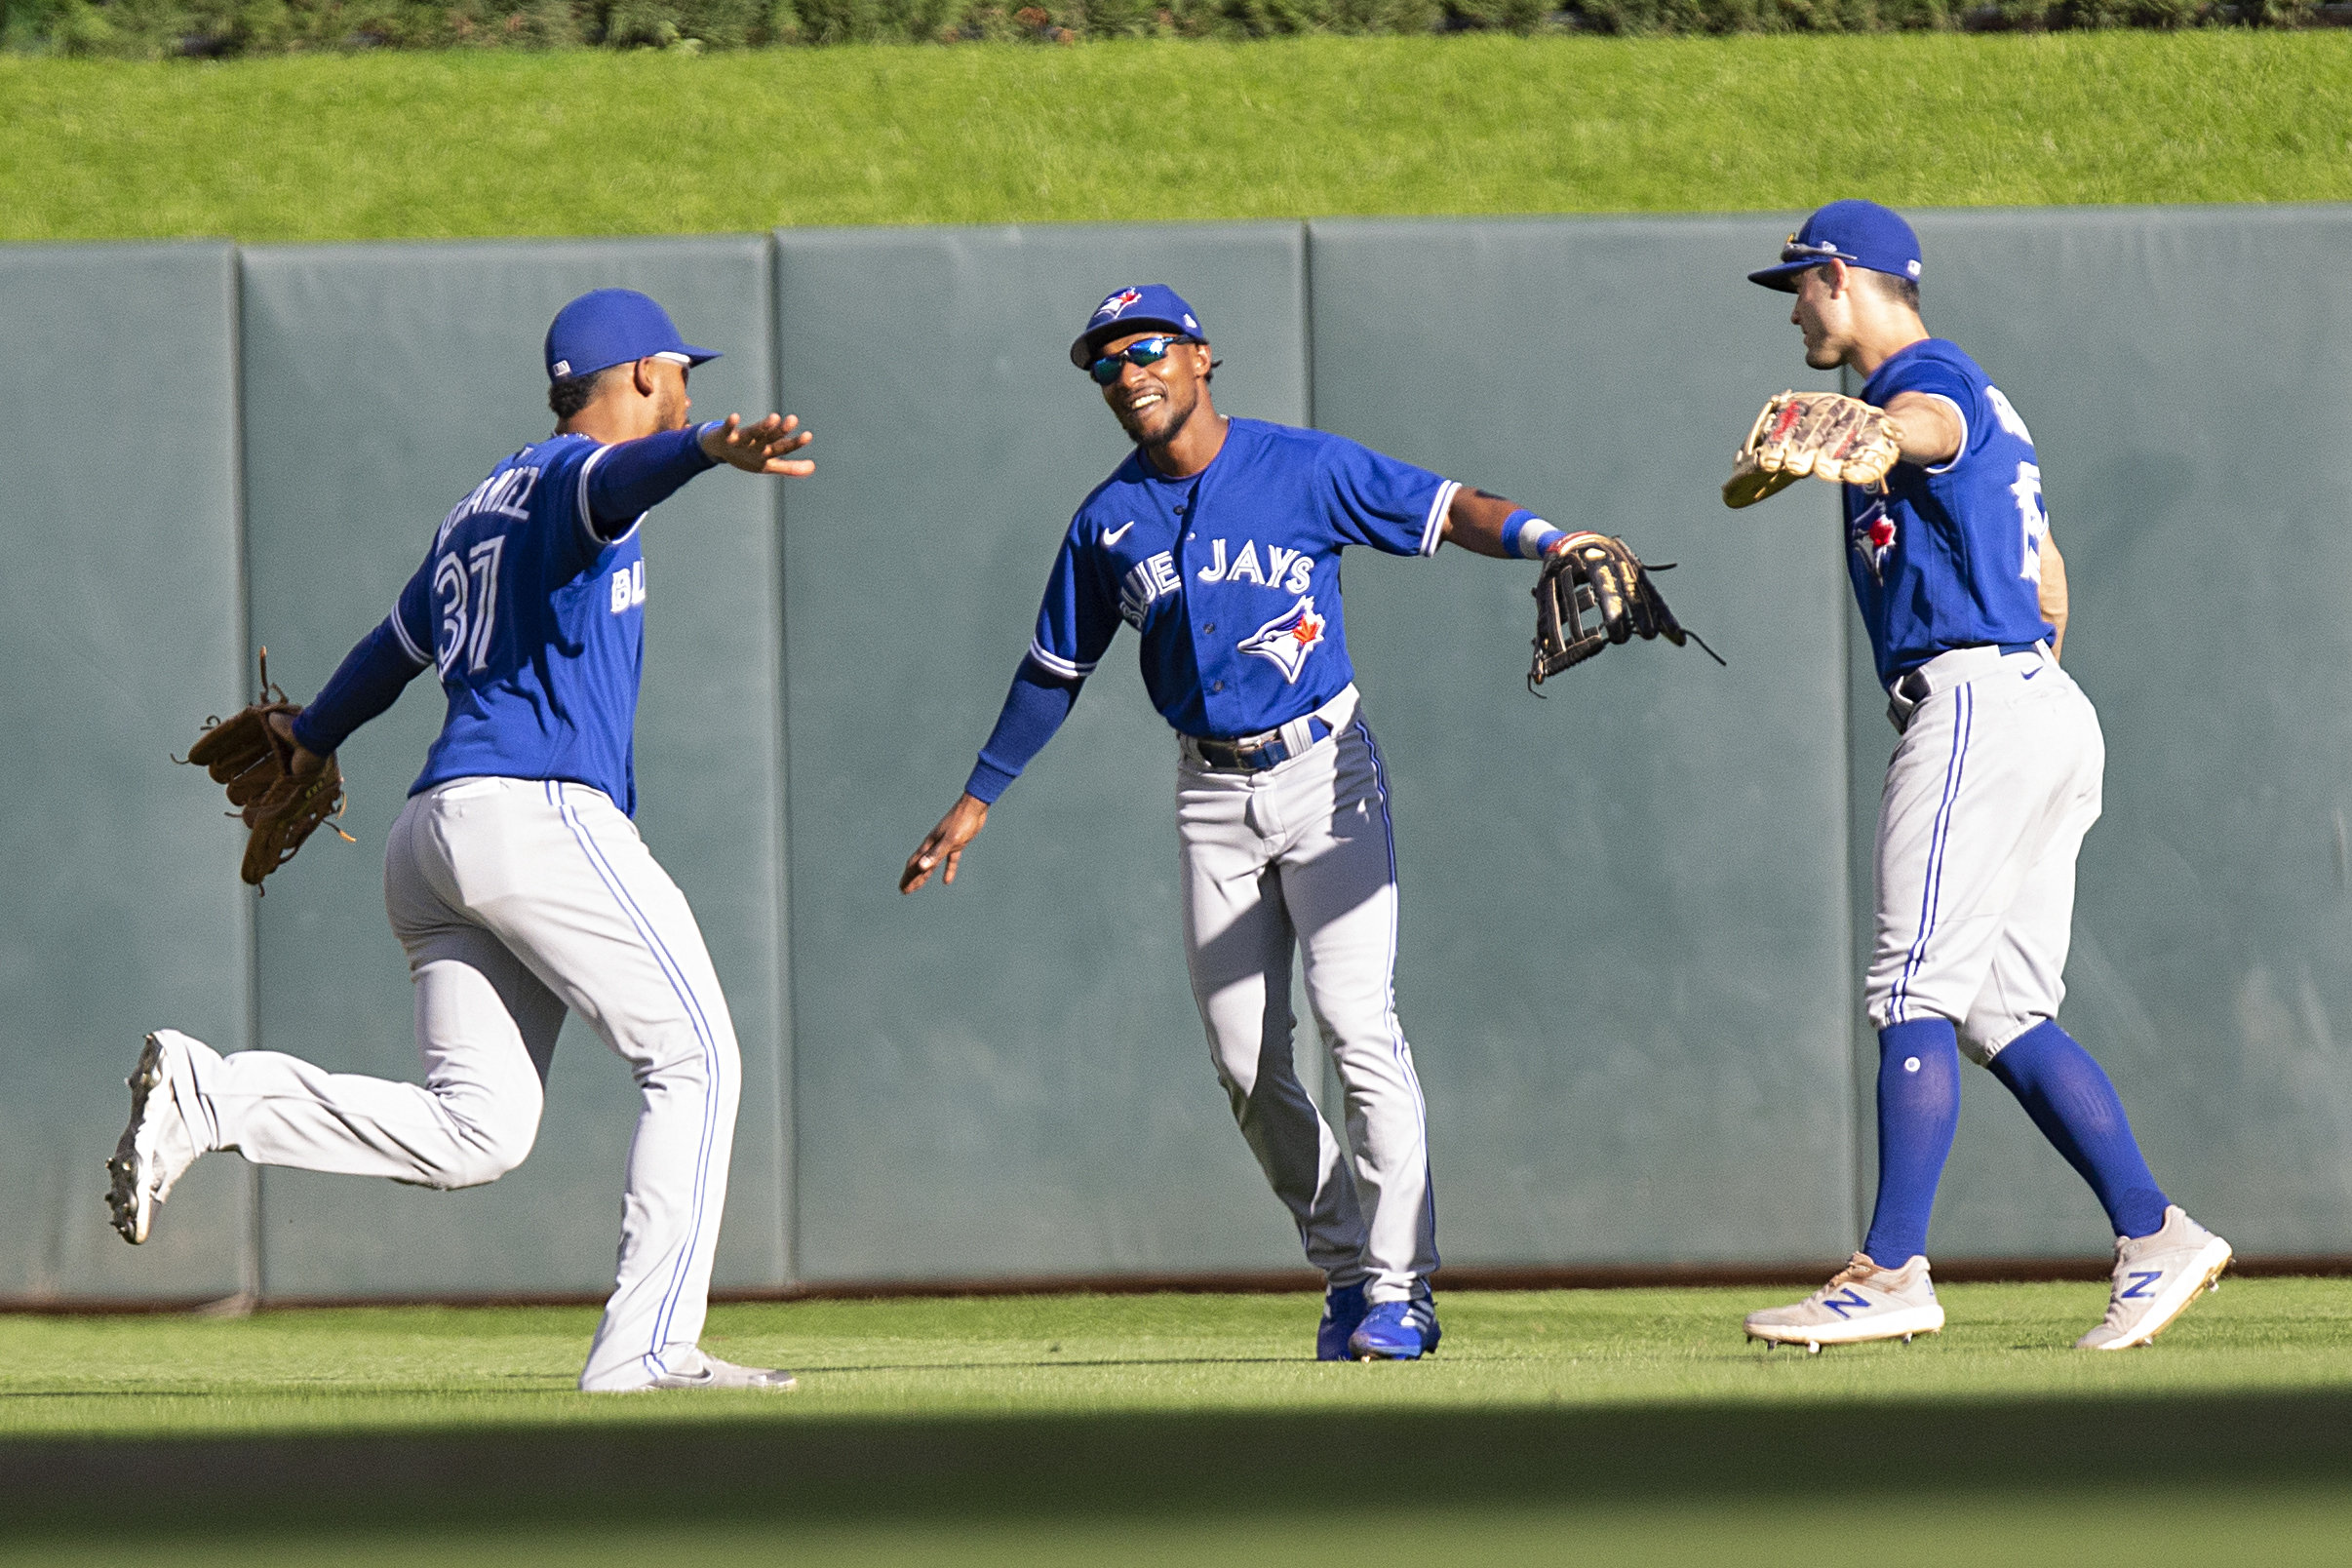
229 240 266 1309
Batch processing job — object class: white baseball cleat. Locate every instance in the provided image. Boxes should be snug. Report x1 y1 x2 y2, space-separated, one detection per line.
644 1353 799 1392
105 1031 208 1245
2075 1205 2233 1351
1744 1253 1945 1352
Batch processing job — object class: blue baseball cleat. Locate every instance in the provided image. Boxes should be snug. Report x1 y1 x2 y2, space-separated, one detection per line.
1317 1280 1368 1360
1348 1292 1441 1360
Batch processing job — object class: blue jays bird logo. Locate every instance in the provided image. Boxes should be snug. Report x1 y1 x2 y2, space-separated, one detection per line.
1238 596 1327 683
1095 288 1142 323
1852 498 1898 585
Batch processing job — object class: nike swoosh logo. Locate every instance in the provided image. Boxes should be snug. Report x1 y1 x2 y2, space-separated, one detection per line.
1104 521 1137 546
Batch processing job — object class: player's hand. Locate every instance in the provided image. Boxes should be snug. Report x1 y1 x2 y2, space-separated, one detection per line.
899 794 989 893
700 412 814 476
265 710 326 779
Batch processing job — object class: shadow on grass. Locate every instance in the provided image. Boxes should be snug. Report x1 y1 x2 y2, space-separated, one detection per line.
6 1386 2351 1535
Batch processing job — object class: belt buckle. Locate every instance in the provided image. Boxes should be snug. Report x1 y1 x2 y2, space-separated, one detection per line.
1199 734 1280 771
1234 737 1283 771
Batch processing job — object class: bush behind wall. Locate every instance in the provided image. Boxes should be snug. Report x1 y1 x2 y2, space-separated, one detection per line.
0 0 2317 58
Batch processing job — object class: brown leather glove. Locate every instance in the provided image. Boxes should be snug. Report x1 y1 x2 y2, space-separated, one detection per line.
181 654 352 888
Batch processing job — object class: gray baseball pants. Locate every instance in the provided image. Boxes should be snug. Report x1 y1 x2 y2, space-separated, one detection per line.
1177 686 1438 1304
1867 644 2103 1062
169 776 741 1392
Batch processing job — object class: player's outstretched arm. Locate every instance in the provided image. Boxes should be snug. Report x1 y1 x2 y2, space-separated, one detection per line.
700 412 814 476
1878 392 1964 468
1437 488 1533 559
900 794 989 893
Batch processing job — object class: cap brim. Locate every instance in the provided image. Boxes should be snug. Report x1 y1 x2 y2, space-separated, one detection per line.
1069 317 1199 369
1745 260 1817 293
683 344 722 366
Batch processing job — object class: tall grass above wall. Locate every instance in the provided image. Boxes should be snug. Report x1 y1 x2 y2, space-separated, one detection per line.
7 34 2351 241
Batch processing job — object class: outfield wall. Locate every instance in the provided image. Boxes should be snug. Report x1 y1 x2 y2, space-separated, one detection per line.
3 207 2349 1304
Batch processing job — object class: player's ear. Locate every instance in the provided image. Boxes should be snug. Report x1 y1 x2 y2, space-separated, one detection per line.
1824 259 1850 300
632 357 659 396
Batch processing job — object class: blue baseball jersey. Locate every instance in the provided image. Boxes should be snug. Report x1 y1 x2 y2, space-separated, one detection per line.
1026 417 1458 739
1847 338 2057 685
381 433 651 813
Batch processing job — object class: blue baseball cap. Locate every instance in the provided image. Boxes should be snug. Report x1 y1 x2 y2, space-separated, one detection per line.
1747 200 1924 294
1069 284 1205 369
543 289 720 381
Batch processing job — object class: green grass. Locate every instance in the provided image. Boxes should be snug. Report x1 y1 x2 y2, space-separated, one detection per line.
5 1281 2352 1563
6 32 2350 244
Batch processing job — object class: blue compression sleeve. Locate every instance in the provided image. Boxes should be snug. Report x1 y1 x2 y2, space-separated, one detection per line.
1860 1018 1962 1266
1987 1021 2171 1239
964 664 1081 804
586 423 722 537
291 620 430 756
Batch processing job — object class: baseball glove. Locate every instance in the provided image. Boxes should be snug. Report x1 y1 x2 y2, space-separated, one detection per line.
1529 533 1722 688
180 651 353 889
1723 390 1904 509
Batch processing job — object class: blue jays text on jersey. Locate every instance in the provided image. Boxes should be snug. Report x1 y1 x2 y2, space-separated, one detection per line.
1847 338 2056 686
1024 418 1459 739
386 434 651 813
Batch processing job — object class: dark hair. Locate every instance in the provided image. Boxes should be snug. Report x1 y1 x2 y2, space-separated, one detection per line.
1852 265 1921 313
548 365 614 421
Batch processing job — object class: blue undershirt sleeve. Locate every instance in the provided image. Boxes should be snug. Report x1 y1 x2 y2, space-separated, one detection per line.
292 618 432 756
963 665 1082 804
585 423 723 539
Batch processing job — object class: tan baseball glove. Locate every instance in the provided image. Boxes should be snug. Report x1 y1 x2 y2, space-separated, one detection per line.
180 652 353 888
1723 391 1904 508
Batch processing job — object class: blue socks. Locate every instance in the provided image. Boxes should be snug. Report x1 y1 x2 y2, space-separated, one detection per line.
1860 1019 1962 1267
1986 1020 2170 1240
1861 1016 2172 1265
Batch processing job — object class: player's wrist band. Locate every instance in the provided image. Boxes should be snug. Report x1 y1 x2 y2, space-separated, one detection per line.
1506 509 1566 560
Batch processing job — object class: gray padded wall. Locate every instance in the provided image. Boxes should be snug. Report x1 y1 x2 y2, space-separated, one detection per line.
9 205 2352 1305
1309 218 1859 1263
0 244 255 1300
1841 207 2352 1259
773 223 1323 1280
237 238 789 1294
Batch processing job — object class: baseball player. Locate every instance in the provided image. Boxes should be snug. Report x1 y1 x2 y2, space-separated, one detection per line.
106 289 812 1392
899 285 1608 1361
1733 203 2233 1351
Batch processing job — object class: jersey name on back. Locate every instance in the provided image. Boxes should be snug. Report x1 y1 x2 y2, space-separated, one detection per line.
393 433 651 814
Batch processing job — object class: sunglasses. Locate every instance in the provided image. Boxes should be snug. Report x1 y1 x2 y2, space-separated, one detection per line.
1086 334 1194 384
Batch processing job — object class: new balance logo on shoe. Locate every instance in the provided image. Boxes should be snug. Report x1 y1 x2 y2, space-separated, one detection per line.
2118 1269 2164 1301
1820 1288 1870 1318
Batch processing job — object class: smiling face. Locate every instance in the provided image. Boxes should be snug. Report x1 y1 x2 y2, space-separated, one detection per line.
1095 331 1213 449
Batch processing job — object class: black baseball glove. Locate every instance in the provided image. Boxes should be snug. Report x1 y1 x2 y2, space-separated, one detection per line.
1529 532 1721 688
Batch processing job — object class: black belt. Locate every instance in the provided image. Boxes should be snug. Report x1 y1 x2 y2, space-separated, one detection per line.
1892 641 2043 704
1190 717 1334 772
